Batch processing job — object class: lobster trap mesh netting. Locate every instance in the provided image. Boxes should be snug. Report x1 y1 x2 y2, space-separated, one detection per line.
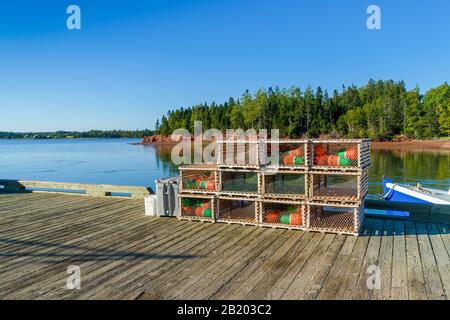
307 205 357 234
180 197 214 219
264 173 306 196
181 170 216 192
312 143 360 168
264 142 308 167
217 199 257 224
261 202 304 227
310 174 359 200
220 171 259 194
217 141 259 167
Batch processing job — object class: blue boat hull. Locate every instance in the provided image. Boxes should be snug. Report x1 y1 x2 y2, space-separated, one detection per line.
382 178 430 204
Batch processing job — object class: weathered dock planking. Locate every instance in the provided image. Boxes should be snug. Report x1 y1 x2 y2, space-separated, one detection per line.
0 192 449 300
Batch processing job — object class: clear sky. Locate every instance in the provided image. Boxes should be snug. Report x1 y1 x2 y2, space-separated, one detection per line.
1 0 449 132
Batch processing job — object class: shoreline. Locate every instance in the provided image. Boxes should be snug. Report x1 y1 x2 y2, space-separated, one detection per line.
140 138 450 151
3 137 449 151
371 140 450 151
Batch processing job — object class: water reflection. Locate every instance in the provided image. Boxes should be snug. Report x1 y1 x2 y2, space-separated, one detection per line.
1 139 448 196
368 149 450 196
151 144 450 197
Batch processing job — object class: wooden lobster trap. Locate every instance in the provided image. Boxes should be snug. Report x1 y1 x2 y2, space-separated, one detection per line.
178 194 216 223
179 164 217 195
218 169 261 198
260 199 305 230
262 139 309 170
216 196 260 226
310 139 371 172
309 170 368 204
216 139 261 169
261 170 307 200
305 202 364 236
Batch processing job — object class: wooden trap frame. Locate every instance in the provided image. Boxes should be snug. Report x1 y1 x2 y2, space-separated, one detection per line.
310 139 371 172
218 169 261 197
216 139 261 169
261 169 307 201
305 202 365 236
309 170 368 204
260 199 306 230
179 164 218 195
216 196 260 226
178 194 216 223
262 139 309 170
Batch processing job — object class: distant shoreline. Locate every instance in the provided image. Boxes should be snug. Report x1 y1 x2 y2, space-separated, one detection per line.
371 140 450 151
138 135 450 151
3 136 449 151
0 137 140 140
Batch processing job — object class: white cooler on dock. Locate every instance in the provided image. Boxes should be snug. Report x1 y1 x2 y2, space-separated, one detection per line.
144 195 158 216
146 176 180 217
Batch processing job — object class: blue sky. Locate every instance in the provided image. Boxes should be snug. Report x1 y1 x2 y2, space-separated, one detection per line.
1 0 449 132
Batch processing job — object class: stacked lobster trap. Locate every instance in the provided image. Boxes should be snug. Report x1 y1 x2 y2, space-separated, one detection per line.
177 138 370 235
178 164 217 222
306 139 370 235
216 139 261 225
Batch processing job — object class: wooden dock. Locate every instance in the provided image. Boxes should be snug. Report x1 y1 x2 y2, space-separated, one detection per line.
1 192 449 300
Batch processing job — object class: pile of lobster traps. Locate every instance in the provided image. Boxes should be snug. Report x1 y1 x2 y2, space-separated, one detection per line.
177 138 370 235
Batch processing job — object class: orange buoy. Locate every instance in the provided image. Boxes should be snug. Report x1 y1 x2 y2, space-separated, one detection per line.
314 154 328 165
206 180 215 190
195 207 203 217
290 213 302 225
327 155 339 166
290 147 304 157
182 206 195 216
265 211 279 223
201 202 210 209
315 144 326 156
283 154 294 165
345 147 358 160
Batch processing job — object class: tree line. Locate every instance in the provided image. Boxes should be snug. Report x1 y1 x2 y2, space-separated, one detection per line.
0 129 154 139
155 80 450 140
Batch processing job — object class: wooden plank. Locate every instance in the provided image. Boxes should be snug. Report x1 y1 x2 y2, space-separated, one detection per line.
77 223 237 300
2 193 450 300
238 232 314 300
415 222 446 299
0 179 152 199
300 234 346 299
0 196 124 231
27 220 210 299
264 232 325 300
222 231 305 300
141 226 271 300
391 220 408 299
176 229 288 300
122 224 257 300
0 199 139 256
0 198 132 244
404 220 427 300
352 218 384 300
317 233 358 299
436 223 450 259
333 218 374 299
7 218 196 299
426 223 450 299
281 233 336 299
0 210 173 292
372 219 394 300
0 204 157 292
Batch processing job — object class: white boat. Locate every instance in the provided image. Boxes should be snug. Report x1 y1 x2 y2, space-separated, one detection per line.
382 178 450 205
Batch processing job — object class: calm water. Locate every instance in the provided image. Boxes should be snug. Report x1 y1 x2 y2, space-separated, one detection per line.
0 139 449 195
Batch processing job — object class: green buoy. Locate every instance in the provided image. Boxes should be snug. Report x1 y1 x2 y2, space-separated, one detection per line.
293 156 304 165
203 208 212 218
